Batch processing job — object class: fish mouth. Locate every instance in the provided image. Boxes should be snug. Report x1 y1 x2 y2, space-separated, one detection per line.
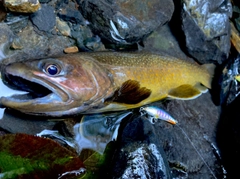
0 68 68 109
3 73 52 100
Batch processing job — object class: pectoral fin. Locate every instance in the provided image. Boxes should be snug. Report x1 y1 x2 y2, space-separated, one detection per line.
168 84 205 100
105 80 151 104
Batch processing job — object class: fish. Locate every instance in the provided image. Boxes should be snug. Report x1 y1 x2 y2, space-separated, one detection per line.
139 106 178 125
0 52 214 116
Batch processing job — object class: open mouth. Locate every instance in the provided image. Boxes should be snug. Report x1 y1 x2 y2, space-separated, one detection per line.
2 73 52 100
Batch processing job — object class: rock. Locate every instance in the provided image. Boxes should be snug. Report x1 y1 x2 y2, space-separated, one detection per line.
57 1 85 24
78 0 174 45
153 92 223 178
110 115 171 179
30 4 56 32
143 24 191 60
180 0 232 64
64 46 79 53
0 109 57 134
39 0 50 3
0 0 7 22
217 94 240 178
0 23 15 62
1 23 74 65
4 13 29 33
71 24 105 51
56 17 71 37
4 0 40 13
10 38 23 50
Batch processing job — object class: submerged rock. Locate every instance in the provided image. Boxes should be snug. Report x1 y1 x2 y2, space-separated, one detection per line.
4 0 41 13
78 0 174 45
181 0 232 64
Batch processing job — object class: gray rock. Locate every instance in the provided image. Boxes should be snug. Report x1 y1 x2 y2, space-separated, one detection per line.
153 92 223 178
181 0 232 64
110 116 171 179
1 23 75 66
78 0 174 45
0 109 56 134
4 13 29 33
57 1 85 24
30 4 56 32
0 23 15 62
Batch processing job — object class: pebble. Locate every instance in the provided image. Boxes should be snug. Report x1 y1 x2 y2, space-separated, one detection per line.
63 46 79 53
56 17 71 37
4 0 41 13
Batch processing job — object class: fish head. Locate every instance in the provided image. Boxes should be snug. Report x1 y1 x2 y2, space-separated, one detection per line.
0 55 113 116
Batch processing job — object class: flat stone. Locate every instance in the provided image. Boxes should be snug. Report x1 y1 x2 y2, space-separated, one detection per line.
4 0 40 13
30 4 56 32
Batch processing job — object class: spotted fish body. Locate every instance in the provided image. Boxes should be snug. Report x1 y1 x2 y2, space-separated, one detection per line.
140 106 178 125
0 52 214 116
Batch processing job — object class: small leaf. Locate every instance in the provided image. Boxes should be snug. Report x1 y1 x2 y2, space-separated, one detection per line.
0 133 85 179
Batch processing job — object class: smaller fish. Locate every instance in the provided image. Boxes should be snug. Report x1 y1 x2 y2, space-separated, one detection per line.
140 106 178 125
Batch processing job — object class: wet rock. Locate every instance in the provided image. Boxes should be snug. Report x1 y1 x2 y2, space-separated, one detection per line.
4 0 41 13
57 1 85 24
217 94 240 178
110 115 171 179
1 23 74 65
218 54 240 106
143 24 191 60
64 46 79 53
30 4 56 32
39 0 50 3
4 13 29 33
0 109 57 134
71 24 105 51
0 23 15 61
180 0 232 64
153 92 223 178
0 0 7 22
56 17 71 37
78 0 174 45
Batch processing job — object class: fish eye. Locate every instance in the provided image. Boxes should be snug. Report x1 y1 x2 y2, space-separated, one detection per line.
45 64 60 76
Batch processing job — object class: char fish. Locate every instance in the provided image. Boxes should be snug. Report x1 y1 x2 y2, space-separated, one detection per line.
0 52 214 116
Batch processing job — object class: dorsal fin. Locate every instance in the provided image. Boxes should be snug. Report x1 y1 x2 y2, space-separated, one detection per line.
105 80 151 104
